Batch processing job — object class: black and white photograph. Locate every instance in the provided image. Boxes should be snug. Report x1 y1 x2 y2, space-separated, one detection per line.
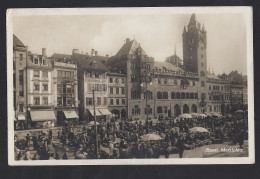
7 7 254 165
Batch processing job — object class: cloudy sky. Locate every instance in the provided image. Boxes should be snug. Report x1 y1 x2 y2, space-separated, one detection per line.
13 13 247 75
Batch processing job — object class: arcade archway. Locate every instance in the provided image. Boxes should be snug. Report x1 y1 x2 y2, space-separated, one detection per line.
183 104 189 114
174 104 181 117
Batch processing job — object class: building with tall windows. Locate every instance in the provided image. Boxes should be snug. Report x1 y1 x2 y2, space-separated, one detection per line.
27 48 56 128
107 70 127 119
13 35 28 129
73 49 111 122
51 53 79 125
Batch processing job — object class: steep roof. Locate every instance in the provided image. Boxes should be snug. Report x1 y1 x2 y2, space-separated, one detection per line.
154 61 183 72
115 39 147 57
188 14 198 27
72 53 108 71
207 74 221 80
13 34 25 47
51 53 72 60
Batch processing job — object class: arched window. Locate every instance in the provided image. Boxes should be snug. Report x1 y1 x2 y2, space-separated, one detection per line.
157 92 162 99
176 92 180 99
145 90 153 100
190 92 194 99
171 92 175 99
181 92 185 99
201 81 205 87
163 92 168 99
186 92 190 99
195 93 198 99
200 71 205 76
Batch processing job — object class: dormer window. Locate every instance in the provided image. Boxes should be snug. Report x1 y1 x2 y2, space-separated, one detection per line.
42 59 47 65
34 58 39 65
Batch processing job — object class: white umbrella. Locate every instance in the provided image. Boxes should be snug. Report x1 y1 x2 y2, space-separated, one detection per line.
179 113 193 119
87 121 99 126
189 127 209 133
140 134 162 141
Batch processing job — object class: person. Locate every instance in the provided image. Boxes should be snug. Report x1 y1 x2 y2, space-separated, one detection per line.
238 131 244 149
32 153 38 160
25 133 30 148
177 136 185 158
147 144 154 158
62 150 68 160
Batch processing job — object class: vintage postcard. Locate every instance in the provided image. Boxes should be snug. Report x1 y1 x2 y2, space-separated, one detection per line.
7 7 254 165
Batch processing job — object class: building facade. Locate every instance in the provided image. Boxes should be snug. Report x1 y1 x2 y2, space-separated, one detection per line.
73 50 111 122
27 48 56 128
107 71 127 119
13 35 28 129
51 53 79 125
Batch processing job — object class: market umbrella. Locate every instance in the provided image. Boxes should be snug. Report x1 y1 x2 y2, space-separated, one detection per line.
87 121 99 126
191 113 199 117
189 127 209 133
179 113 193 119
200 114 207 118
235 110 243 113
140 134 162 141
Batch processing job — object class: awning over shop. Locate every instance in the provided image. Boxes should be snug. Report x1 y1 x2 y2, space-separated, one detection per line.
64 111 79 119
88 109 102 116
99 108 112 115
30 110 56 122
17 114 26 120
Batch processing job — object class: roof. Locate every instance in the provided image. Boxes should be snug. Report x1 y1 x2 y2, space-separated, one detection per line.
13 34 25 47
207 74 220 80
154 61 183 72
115 39 147 57
51 53 72 59
72 53 108 71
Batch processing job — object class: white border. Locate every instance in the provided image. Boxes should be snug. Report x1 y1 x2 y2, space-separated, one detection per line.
7 7 254 165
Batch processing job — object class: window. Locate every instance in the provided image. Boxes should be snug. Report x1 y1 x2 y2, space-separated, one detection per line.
176 92 180 99
181 92 185 99
174 79 177 85
192 81 195 86
63 97 66 106
158 78 161 84
110 87 113 94
19 103 24 112
57 70 62 78
109 78 113 83
171 92 175 99
201 55 203 58
86 97 93 105
200 71 205 76
19 70 23 85
144 91 153 100
131 91 141 99
132 105 141 115
34 58 39 64
42 59 47 65
157 92 162 99
42 71 48 78
163 92 168 99
43 97 48 105
201 63 204 67
57 97 62 106
116 99 119 105
201 93 206 99
157 106 163 113
110 99 114 105
97 97 101 105
122 88 125 94
95 72 99 78
186 93 190 99
195 93 198 99
57 84 62 94
122 78 125 84
67 98 72 106
209 85 211 90
43 84 48 91
122 99 126 105
34 84 39 91
190 93 194 99
145 105 152 114
34 97 40 105
115 78 119 83
34 70 39 77
66 84 72 93
19 54 23 61
116 87 119 94
201 81 205 87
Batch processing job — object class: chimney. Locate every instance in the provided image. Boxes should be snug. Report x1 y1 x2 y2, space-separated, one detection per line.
72 49 79 54
91 49 95 56
126 38 130 43
95 51 98 56
42 48 47 57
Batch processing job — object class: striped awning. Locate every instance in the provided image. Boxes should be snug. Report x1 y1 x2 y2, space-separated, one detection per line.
64 111 79 119
99 108 112 115
88 109 102 116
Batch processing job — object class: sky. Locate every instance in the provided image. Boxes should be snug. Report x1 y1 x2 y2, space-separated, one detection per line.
13 13 248 75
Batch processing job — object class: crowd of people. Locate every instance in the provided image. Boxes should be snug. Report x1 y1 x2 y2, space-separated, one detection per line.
14 113 247 160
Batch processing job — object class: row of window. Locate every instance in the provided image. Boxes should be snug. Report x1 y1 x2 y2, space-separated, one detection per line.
33 70 48 78
109 98 126 106
109 77 125 84
130 62 151 70
209 85 230 92
157 78 196 86
57 83 75 94
57 97 74 106
109 87 125 95
157 92 199 100
32 57 47 66
86 97 107 106
88 84 107 92
57 70 74 79
33 83 48 91
208 94 230 101
33 97 49 105
86 71 106 79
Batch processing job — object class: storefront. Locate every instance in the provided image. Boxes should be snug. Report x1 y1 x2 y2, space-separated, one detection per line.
87 108 112 123
15 114 26 130
29 110 56 129
63 110 79 122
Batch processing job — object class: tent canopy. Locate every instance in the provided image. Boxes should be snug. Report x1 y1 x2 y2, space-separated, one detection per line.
30 110 56 122
99 108 112 115
64 110 79 119
88 109 102 116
